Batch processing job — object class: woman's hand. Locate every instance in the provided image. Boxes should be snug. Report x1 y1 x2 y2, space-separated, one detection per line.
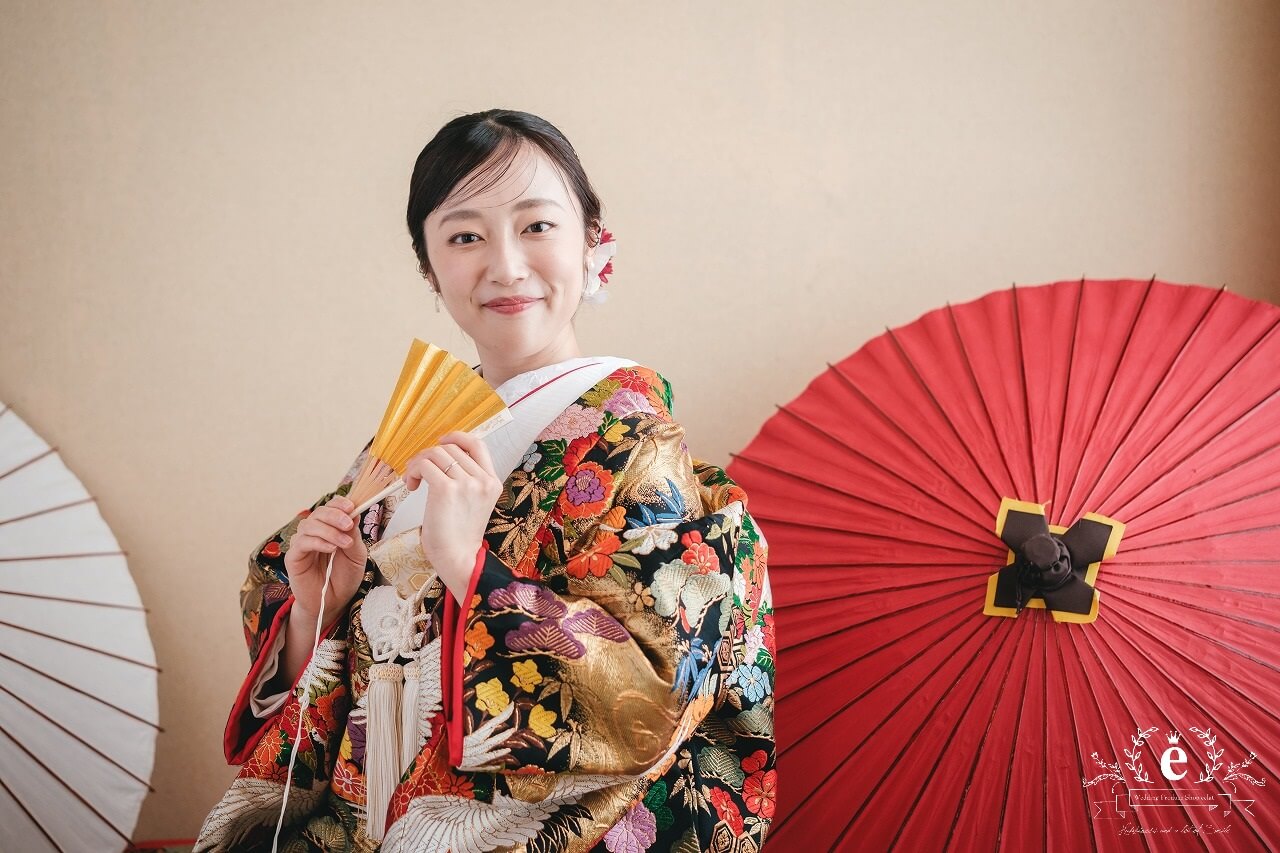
283 495 367 630
404 430 503 602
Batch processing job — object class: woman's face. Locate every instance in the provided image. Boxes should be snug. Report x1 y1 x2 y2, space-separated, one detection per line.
422 145 592 365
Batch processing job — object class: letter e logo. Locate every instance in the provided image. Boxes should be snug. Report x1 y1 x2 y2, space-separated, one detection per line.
1161 746 1187 781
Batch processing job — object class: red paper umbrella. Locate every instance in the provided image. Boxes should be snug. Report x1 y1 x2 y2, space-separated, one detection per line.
727 279 1280 852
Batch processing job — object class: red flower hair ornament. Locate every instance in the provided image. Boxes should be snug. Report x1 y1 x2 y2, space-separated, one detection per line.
582 226 616 304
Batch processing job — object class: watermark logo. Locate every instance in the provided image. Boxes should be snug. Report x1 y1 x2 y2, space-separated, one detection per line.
1083 726 1265 835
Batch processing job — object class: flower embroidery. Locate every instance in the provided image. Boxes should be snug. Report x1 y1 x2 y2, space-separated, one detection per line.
728 663 772 703
528 704 558 738
520 444 542 472
439 773 475 798
603 801 658 853
614 368 650 393
541 403 605 442
603 388 657 420
743 768 777 819
567 532 619 579
680 531 717 575
742 749 769 773
559 461 613 519
474 678 510 716
628 581 655 610
464 621 494 662
510 660 543 692
623 522 678 555
708 786 744 836
361 502 382 539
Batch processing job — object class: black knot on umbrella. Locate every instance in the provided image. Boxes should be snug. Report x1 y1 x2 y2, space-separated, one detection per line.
1014 532 1073 606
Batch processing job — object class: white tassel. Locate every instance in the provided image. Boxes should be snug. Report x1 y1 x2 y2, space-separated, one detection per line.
364 661 403 841
399 661 422 773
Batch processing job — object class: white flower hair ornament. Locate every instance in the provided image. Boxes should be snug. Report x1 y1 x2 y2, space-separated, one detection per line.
582 226 616 304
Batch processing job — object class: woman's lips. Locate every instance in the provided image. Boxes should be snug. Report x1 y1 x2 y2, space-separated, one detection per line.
484 298 541 315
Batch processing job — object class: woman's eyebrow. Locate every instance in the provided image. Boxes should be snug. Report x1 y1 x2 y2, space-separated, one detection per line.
438 197 564 226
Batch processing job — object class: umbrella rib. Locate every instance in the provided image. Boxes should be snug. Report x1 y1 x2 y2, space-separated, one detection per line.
737 448 993 548
0 720 133 847
1114 558 1278 566
826 362 993 519
742 404 994 542
1102 573 1280 600
1010 282 1040 503
1066 285 1228 523
1077 619 1215 848
0 619 159 670
1103 583 1280 667
1105 579 1280 636
747 509 998 556
776 611 994 842
1041 614 1049 853
884 324 1005 506
1119 442 1280 528
1095 308 1274 514
1125 480 1280 547
782 593 975 695
1059 276 1156 523
0 446 55 483
769 559 993 569
0 496 96 527
780 571 990 609
1049 279 1087 525
1105 584 1274 676
1104 601 1280 790
779 605 974 748
1051 617 1101 853
882 618 1017 852
0 650 161 731
0 772 67 852
1064 626 1162 853
992 608 1040 853
938 618 1025 852
945 301 1022 509
0 589 147 611
0 682 155 792
1119 521 1280 556
1105 381 1274 522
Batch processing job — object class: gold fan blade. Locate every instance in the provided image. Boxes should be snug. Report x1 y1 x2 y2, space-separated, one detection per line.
348 340 511 510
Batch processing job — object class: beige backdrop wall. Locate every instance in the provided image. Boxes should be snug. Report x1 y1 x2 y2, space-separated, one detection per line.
3 0 1278 842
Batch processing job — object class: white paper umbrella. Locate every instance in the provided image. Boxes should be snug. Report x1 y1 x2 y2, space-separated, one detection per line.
0 401 159 851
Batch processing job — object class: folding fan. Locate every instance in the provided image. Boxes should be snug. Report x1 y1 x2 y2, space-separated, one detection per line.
346 338 513 514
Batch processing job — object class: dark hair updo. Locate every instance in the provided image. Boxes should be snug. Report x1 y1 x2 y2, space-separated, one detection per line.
406 109 604 282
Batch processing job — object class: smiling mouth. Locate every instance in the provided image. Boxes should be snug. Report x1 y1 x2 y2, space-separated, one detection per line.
484 298 541 314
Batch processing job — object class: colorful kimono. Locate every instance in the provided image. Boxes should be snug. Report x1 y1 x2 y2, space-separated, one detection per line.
196 363 776 852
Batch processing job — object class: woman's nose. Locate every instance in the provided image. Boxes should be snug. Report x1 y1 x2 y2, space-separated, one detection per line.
485 233 529 286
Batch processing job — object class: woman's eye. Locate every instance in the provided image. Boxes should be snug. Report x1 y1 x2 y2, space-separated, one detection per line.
449 233 480 245
526 220 555 234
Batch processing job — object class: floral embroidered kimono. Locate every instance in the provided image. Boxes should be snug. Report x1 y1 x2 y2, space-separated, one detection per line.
196 360 776 853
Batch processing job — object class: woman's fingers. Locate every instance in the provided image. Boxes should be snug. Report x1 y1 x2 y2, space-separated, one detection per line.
293 530 350 553
440 430 495 474
404 442 479 489
297 518 353 550
434 442 482 478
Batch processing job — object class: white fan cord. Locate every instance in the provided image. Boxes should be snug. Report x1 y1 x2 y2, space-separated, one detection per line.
270 548 336 852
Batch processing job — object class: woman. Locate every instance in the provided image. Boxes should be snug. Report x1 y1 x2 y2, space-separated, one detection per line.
196 109 775 853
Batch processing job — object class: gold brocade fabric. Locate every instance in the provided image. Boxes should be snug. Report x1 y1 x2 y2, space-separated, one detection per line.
198 365 776 852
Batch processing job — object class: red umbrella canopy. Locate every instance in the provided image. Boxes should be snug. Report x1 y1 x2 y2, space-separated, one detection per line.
727 279 1280 852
